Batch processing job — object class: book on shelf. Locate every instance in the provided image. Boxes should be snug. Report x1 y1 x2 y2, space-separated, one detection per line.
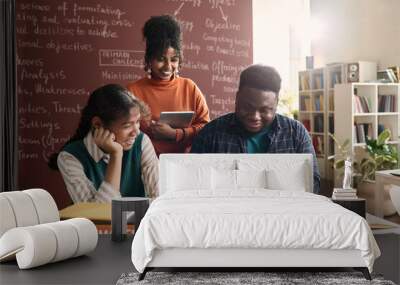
332 188 358 199
353 95 371 113
313 114 324 133
333 188 357 193
300 96 311 111
313 73 324 89
332 193 358 200
329 93 334 111
314 95 324 111
328 137 334 155
312 135 324 155
377 69 397 83
387 69 398 83
354 123 372 143
328 116 334 134
299 74 310 90
331 71 341 87
378 95 396 112
388 66 400 83
333 192 358 197
301 119 311 131
356 124 365 143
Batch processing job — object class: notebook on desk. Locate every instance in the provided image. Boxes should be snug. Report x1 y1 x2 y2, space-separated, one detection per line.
59 203 136 235
59 202 111 223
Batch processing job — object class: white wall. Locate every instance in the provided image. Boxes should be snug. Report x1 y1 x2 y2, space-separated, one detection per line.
252 0 290 84
310 0 400 69
252 0 310 91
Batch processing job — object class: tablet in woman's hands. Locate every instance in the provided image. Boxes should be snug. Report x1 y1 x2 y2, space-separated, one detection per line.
159 111 195 128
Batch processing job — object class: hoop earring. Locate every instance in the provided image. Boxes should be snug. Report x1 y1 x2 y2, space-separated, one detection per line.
146 68 152 79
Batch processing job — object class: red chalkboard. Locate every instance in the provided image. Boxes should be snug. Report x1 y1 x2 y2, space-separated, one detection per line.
16 0 253 208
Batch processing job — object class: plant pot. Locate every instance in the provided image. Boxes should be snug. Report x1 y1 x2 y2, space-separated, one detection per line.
383 184 397 216
357 180 376 214
357 180 396 216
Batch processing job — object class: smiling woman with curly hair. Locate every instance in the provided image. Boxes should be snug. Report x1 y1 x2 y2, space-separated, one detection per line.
127 15 210 155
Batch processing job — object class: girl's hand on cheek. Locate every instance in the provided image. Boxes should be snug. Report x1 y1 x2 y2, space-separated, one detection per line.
93 127 123 155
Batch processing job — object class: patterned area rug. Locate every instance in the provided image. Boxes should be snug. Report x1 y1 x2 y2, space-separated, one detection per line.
116 271 395 285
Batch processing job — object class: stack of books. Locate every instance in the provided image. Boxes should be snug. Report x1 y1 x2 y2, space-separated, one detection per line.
332 188 358 200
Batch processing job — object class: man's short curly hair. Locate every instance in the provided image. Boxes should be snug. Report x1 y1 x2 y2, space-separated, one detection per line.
142 15 182 70
239 64 281 96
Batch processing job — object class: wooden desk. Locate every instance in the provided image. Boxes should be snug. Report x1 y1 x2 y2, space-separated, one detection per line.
375 169 400 218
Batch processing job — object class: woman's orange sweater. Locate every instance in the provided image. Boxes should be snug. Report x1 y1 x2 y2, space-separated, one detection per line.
127 76 210 155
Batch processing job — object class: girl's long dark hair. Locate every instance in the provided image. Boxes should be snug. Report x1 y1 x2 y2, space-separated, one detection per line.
143 14 182 71
48 84 149 170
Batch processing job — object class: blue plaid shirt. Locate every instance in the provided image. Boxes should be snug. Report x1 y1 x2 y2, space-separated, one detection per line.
191 113 320 194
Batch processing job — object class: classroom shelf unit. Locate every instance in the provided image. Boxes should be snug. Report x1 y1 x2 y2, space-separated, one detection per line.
298 62 377 179
334 83 400 175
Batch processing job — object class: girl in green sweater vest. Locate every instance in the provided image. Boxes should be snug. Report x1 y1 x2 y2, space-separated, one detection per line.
49 84 159 203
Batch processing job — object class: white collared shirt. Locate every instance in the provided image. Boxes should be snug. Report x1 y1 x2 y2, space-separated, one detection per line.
57 132 159 203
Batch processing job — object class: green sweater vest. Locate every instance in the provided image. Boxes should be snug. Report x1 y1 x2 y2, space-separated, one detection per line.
63 133 145 197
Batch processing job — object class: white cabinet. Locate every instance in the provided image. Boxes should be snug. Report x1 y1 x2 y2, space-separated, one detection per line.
334 83 400 185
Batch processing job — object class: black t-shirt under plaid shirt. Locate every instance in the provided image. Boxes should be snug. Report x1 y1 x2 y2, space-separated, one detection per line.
191 113 320 194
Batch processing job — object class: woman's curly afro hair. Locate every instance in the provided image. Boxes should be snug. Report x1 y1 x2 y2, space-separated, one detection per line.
143 15 182 70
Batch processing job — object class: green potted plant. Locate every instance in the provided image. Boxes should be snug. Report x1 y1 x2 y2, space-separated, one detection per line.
329 129 399 214
354 129 398 182
328 134 353 186
329 129 398 183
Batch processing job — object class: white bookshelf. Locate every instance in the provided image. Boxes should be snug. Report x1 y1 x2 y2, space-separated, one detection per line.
333 83 400 185
298 62 377 179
